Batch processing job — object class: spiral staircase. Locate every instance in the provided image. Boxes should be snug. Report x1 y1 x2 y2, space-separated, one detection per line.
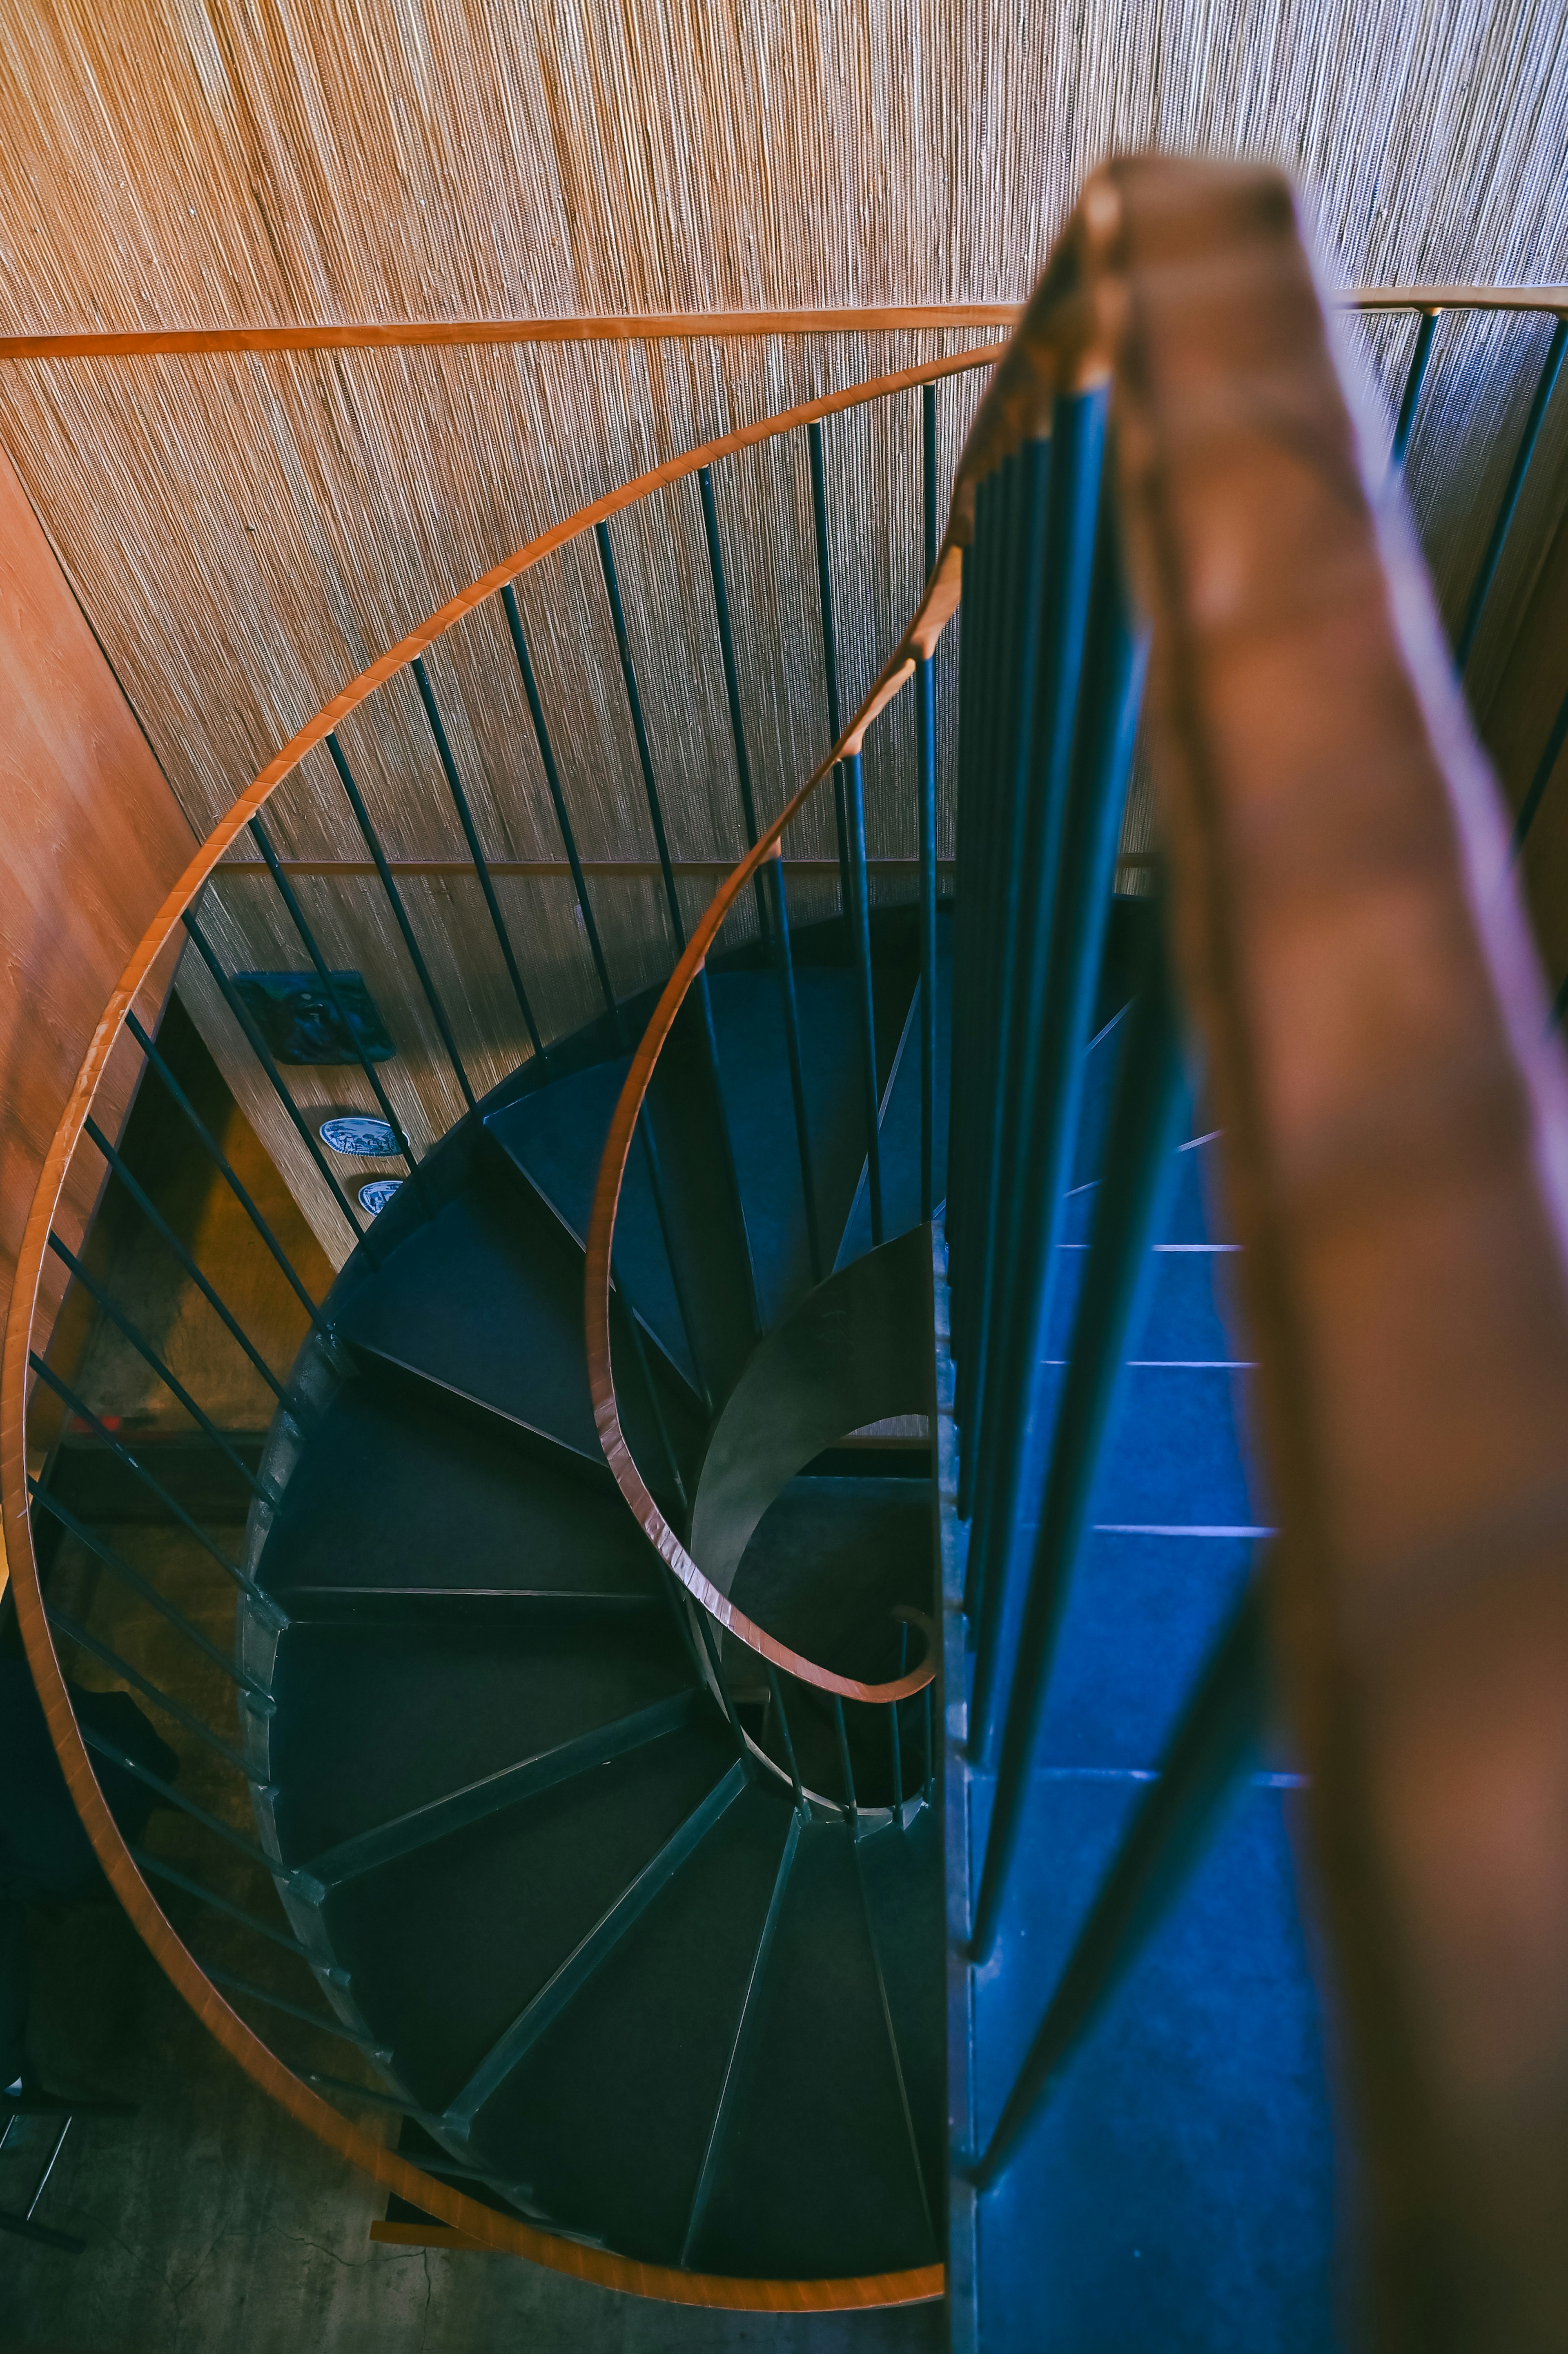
10 157 1568 2350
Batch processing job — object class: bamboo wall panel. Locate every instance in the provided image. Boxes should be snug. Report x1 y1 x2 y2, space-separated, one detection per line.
0 0 1563 1254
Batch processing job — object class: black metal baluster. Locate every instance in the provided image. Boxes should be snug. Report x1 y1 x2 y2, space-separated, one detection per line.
968 521 1147 1759
48 1612 252 1773
694 1611 752 1766
325 732 476 1111
182 908 370 1251
831 1695 858 1838
808 420 856 931
27 1356 252 1590
764 1663 810 1820
410 654 546 1064
919 379 940 1226
123 1010 325 1330
699 464 824 1282
596 510 761 1347
889 1624 907 1812
969 931 1191 1962
957 446 1051 1512
501 583 713 1395
82 1115 289 1408
247 815 425 1203
1455 316 1568 668
501 583 620 1026
45 1234 276 1508
971 1582 1266 2189
1510 678 1568 860
945 469 1001 1353
843 750 884 1246
29 1485 273 1690
595 520 685 951
1390 307 1439 474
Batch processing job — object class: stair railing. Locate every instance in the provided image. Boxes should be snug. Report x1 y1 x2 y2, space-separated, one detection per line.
0 341 1004 2307
940 163 1567 2343
0 189 1561 2308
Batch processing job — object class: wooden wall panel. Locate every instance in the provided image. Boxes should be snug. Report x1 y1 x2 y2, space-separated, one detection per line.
0 441 196 1376
0 0 1561 1251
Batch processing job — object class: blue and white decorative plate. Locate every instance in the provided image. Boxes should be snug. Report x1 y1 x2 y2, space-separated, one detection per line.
321 1114 399 1159
358 1179 403 1216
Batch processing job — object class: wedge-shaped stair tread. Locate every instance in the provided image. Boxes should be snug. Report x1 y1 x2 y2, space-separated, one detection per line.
705 967 887 1325
470 1776 798 2264
334 1169 694 1475
256 1376 661 1607
265 1611 694 1865
486 1060 696 1390
837 913 953 1263
685 1816 934 2280
325 1717 739 2114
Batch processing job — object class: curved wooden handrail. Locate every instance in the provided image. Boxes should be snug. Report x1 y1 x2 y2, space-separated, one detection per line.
0 345 1004 2308
0 283 1557 366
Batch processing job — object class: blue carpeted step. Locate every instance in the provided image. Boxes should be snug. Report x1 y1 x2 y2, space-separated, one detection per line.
966 1770 1336 2352
468 1776 798 2265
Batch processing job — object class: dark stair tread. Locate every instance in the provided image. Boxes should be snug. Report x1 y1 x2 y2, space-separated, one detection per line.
470 1776 797 2265
705 967 889 1327
254 1376 662 1606
485 1060 698 1392
836 912 953 1266
334 1165 697 1482
685 1817 933 2279
856 1810 947 2226
325 1717 739 2113
265 1612 693 1865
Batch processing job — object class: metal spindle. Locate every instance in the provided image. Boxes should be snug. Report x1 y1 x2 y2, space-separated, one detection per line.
614 1258 690 1518
945 469 1000 1331
45 1235 275 1508
831 1695 858 1837
918 376 941 1226
247 815 425 1192
132 1849 324 1963
695 1610 752 1764
47 1610 252 1774
410 655 546 1063
123 1010 324 1329
1390 307 1439 474
1510 679 1568 860
922 1681 934 1804
971 1583 1266 2189
501 583 620 1029
83 1114 289 1408
79 1727 294 1882
967 534 1147 1744
956 444 1052 1508
181 910 370 1250
764 1663 809 1820
1454 316 1568 668
595 519 684 951
204 1966 381 2053
969 937 1191 1962
699 464 824 1281
807 420 857 929
27 1355 251 1591
889 1626 907 1811
29 1492 271 1691
325 733 476 1110
843 751 884 1245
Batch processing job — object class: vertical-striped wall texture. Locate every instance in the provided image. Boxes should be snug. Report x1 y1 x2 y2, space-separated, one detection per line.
0 0 1564 1256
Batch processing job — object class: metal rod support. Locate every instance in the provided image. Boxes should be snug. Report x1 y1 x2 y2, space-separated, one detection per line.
1455 316 1568 667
